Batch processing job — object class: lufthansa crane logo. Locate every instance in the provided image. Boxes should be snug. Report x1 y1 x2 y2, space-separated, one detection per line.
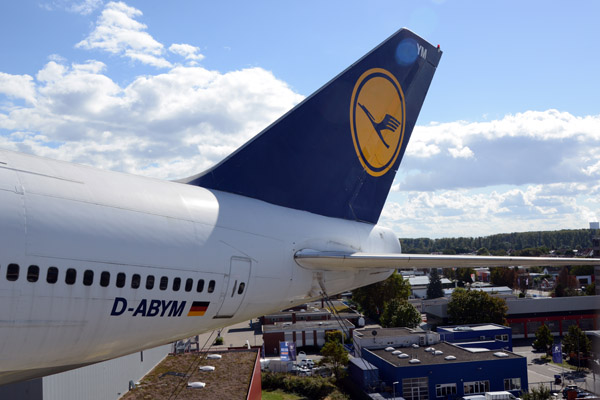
350 68 406 177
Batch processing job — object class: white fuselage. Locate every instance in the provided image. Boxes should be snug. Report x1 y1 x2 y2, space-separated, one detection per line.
0 149 398 384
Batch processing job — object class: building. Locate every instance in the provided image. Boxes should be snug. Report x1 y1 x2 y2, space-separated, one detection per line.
506 296 599 338
261 301 363 327
120 349 262 400
422 293 600 339
443 286 514 297
437 323 512 351
355 341 527 400
353 327 440 352
0 344 171 400
262 319 355 356
474 268 491 282
407 275 454 299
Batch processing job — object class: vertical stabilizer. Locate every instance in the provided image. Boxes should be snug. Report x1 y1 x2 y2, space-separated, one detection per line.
182 29 442 223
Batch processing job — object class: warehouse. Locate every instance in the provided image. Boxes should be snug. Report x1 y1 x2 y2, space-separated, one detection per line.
437 323 513 351
354 341 527 400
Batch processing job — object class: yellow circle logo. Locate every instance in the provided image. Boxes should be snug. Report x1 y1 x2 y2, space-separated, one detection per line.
350 68 406 177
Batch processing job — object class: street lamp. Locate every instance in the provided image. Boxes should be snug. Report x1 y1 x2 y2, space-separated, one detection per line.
393 381 399 400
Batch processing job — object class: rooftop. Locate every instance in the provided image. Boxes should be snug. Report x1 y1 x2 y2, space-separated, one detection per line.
366 342 521 367
121 349 258 400
354 327 424 338
263 319 354 333
438 323 509 333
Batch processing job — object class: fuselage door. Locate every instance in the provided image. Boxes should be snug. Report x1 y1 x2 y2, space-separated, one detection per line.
214 256 251 318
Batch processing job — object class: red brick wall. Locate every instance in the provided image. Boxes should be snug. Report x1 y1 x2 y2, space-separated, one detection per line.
263 332 285 356
247 349 262 400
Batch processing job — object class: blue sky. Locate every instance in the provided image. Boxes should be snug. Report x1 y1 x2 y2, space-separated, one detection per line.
1 0 599 239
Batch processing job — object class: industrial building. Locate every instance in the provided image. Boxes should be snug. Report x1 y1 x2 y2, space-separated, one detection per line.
0 344 171 400
349 327 527 399
359 342 527 400
423 294 600 338
437 323 513 351
262 319 355 356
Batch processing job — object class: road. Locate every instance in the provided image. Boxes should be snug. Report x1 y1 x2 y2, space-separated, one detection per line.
512 341 599 395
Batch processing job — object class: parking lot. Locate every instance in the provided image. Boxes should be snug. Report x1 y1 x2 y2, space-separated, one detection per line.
512 340 599 395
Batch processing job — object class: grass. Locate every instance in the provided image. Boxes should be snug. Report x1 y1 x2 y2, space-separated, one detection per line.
262 389 306 400
540 355 585 371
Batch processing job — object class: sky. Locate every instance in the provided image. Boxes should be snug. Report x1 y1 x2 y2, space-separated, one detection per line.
0 0 599 239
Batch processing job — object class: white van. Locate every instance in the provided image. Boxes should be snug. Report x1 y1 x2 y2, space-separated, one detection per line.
485 391 519 400
463 395 486 400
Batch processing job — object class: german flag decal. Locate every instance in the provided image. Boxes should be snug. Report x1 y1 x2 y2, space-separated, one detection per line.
187 301 210 317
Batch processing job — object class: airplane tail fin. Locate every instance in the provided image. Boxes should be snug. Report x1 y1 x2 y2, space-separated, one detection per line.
182 29 442 224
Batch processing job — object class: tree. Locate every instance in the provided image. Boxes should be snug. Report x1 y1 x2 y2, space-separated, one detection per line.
562 325 591 369
447 288 508 325
523 385 551 400
554 266 579 297
427 268 444 299
532 325 553 355
585 282 596 296
476 247 490 255
325 330 343 343
380 298 422 328
515 271 531 296
352 272 411 320
454 268 474 286
490 267 516 288
320 340 349 380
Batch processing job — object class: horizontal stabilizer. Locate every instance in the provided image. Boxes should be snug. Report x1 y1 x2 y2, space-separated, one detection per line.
294 249 600 271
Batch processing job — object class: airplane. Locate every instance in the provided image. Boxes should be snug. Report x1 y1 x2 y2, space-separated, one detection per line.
1 28 599 386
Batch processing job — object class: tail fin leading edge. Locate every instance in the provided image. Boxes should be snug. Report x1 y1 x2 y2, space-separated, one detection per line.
182 29 442 224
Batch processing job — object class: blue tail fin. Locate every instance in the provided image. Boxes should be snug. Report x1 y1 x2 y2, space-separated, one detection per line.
182 29 442 224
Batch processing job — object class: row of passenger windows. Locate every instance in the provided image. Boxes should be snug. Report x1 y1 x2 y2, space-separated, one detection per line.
3 264 216 293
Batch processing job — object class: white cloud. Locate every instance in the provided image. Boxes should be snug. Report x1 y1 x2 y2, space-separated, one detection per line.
381 183 597 238
0 58 303 179
448 146 473 159
67 0 104 15
169 44 205 62
76 1 172 68
398 110 600 192
0 73 37 104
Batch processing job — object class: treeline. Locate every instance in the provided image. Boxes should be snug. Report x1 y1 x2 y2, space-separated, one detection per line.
400 229 596 254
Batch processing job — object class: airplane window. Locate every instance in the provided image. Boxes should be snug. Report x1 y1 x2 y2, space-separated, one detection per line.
238 282 245 295
6 264 19 281
196 279 205 293
131 274 140 289
47 267 58 284
185 278 193 292
116 272 126 288
65 268 76 285
146 275 155 290
208 280 215 293
159 276 168 290
83 270 94 286
27 265 40 282
100 271 110 287
131 274 142 289
173 277 181 291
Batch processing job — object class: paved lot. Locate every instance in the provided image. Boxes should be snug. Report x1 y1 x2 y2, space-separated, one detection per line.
513 340 600 395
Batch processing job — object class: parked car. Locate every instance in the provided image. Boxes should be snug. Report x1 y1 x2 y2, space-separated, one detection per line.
299 358 315 369
562 385 580 398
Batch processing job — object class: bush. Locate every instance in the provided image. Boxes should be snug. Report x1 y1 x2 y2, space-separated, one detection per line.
262 372 339 399
214 336 224 345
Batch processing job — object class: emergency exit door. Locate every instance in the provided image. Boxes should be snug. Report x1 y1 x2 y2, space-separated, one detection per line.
214 257 251 318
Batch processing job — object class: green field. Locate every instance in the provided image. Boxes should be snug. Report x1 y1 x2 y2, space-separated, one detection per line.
262 389 305 400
